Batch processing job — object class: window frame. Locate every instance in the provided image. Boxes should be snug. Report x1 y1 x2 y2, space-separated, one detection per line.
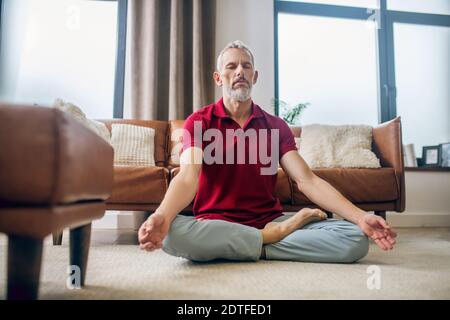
114 0 128 118
0 0 3 66
90 0 129 118
274 0 450 123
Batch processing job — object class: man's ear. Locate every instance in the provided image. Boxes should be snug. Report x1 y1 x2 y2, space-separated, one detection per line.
252 70 259 85
213 71 222 87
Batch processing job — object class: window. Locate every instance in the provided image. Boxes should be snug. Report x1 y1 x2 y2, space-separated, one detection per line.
0 0 127 118
388 0 450 15
278 13 379 126
393 23 450 151
275 0 450 155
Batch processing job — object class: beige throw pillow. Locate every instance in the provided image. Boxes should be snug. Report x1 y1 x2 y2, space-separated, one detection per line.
298 124 381 168
111 124 156 167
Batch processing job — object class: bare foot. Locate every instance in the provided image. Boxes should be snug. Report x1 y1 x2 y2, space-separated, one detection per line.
138 213 171 251
261 208 327 244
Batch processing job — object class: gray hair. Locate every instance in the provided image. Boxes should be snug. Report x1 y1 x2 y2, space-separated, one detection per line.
216 40 255 71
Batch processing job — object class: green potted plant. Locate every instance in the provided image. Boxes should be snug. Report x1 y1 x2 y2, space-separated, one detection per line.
271 98 309 125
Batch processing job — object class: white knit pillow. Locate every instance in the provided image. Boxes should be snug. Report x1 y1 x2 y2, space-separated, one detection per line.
111 124 155 167
298 124 381 168
53 98 111 143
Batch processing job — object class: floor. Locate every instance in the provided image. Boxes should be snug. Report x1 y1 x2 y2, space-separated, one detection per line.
0 227 449 299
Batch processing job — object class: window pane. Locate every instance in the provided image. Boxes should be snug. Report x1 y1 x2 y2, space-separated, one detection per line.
394 23 450 156
278 13 379 126
279 0 379 9
388 0 450 15
0 0 118 119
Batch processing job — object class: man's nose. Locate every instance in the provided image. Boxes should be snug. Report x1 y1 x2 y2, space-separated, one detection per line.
235 64 244 77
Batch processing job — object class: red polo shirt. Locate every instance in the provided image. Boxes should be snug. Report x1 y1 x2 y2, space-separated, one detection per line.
181 98 297 229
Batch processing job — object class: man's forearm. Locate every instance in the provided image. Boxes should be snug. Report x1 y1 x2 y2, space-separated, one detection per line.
299 175 367 225
154 173 198 223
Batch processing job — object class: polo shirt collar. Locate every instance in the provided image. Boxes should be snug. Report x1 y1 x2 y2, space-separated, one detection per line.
213 97 264 119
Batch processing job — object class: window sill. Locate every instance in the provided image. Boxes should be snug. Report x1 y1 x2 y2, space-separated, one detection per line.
405 167 450 172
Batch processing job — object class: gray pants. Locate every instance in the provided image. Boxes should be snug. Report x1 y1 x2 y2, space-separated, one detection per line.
162 214 369 263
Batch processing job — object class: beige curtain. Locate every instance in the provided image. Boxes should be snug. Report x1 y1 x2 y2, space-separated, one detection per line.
129 0 216 120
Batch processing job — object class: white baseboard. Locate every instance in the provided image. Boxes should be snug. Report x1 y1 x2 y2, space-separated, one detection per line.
92 212 120 229
92 211 148 230
387 212 450 227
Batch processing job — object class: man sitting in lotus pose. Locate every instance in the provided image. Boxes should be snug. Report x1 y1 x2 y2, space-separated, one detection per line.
138 40 397 263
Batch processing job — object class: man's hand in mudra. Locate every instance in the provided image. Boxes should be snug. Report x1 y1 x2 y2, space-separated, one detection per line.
357 214 397 250
138 213 170 251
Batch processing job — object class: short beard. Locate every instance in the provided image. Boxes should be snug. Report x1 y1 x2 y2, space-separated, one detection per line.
224 85 252 102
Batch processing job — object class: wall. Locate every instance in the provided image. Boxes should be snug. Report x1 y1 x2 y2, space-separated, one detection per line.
215 0 275 113
387 172 450 227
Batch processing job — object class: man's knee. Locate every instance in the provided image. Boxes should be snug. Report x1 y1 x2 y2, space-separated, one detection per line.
162 226 196 259
330 221 369 263
162 219 262 262
162 221 222 261
160 216 194 258
339 234 369 263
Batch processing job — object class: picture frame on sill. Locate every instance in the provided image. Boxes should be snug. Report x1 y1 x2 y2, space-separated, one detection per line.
422 145 441 167
439 142 450 167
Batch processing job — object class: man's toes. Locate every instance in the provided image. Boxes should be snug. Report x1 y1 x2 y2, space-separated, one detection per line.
312 209 323 217
313 210 327 220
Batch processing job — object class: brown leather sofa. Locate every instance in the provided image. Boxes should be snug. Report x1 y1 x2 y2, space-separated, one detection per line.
0 105 114 299
102 116 405 216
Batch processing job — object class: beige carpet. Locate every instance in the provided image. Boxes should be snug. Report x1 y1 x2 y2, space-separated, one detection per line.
0 228 449 299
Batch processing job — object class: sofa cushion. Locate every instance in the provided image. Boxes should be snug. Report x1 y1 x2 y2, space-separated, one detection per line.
107 166 169 204
0 104 114 205
298 124 381 168
111 124 155 167
291 168 399 204
170 166 292 204
100 119 168 167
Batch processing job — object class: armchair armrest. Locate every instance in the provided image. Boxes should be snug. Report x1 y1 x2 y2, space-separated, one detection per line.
372 116 405 212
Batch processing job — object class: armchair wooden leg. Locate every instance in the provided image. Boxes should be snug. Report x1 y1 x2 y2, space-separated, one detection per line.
374 211 386 220
7 235 43 300
69 223 92 287
53 232 63 245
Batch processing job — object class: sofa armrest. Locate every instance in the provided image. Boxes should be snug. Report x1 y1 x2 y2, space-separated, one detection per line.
372 116 405 212
0 105 114 205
